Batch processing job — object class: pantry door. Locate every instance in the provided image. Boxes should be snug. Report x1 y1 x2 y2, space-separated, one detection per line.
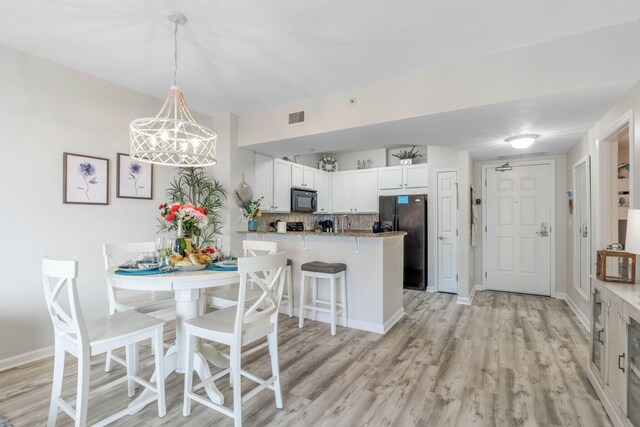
485 163 552 296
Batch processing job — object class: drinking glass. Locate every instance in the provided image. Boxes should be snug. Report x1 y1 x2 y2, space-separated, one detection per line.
155 237 165 257
213 237 223 260
166 238 175 255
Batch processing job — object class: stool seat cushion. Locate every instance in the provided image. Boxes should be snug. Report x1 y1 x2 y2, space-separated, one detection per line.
301 261 347 274
287 259 292 266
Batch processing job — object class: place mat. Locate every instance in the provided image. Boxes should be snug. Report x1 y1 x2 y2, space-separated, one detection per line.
0 415 13 427
206 263 238 272
115 268 174 276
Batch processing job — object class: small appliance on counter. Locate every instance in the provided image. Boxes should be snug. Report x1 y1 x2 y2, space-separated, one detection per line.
372 221 381 233
269 220 282 231
319 219 334 233
277 222 287 233
286 221 304 232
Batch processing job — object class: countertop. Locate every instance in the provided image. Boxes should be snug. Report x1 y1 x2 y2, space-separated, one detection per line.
240 230 407 238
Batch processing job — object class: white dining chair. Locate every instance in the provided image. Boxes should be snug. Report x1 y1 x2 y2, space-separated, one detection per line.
204 240 293 316
204 240 278 310
103 242 174 373
183 252 288 427
43 257 166 427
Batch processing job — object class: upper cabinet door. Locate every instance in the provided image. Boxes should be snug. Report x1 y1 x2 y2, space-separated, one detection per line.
403 164 429 189
378 167 404 190
272 159 291 212
332 172 353 213
314 170 330 213
303 167 315 190
291 163 304 189
254 154 274 211
354 169 379 213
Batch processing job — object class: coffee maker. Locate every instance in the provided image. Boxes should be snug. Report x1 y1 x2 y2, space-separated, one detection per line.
319 219 334 232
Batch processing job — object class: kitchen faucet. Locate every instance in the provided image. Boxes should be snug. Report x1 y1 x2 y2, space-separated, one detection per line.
341 215 351 234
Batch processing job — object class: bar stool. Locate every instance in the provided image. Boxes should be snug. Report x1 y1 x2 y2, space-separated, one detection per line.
298 262 347 336
281 259 294 317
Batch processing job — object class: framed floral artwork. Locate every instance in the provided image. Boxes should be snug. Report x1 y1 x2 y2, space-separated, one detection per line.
116 153 153 199
63 152 109 205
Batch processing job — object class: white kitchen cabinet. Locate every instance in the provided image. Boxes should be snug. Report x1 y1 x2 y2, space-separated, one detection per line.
354 169 378 213
291 163 315 190
378 167 404 190
314 170 331 213
378 164 428 193
254 154 274 212
253 154 291 212
606 295 627 417
273 159 292 212
332 171 353 213
331 170 378 213
404 164 429 189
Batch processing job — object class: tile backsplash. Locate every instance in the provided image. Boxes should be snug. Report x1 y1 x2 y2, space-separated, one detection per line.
257 212 378 232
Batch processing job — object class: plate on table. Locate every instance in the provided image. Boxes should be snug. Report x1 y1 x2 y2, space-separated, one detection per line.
117 261 159 272
176 263 207 272
214 260 238 269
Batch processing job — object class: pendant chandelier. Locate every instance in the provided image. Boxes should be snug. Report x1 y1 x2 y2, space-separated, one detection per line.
130 13 217 167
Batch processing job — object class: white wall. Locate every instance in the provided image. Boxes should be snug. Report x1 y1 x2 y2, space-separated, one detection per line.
239 21 640 148
565 80 640 323
335 148 386 170
472 155 568 297
0 44 222 363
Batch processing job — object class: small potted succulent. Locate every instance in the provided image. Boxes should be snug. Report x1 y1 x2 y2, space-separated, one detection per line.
392 146 423 165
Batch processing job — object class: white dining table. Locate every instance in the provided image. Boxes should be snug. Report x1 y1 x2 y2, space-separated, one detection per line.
105 267 240 410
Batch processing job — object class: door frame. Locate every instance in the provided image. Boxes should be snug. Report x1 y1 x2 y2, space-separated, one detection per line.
572 155 591 301
481 159 556 297
434 168 459 293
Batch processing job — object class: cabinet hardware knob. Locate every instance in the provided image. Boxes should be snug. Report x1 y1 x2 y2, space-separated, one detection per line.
597 329 604 344
619 353 626 373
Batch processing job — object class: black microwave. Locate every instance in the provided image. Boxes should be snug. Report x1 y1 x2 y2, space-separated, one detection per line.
291 188 317 212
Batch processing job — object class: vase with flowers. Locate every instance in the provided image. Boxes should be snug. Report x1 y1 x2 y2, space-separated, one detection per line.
159 203 209 254
239 197 263 231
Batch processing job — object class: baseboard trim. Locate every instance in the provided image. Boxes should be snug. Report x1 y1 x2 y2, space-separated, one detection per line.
0 345 54 372
564 293 590 332
555 292 567 300
456 284 480 306
383 308 405 333
426 285 436 293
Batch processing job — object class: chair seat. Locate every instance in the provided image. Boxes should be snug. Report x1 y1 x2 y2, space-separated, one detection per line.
185 307 274 346
116 291 175 312
301 261 347 274
204 286 263 306
85 310 164 348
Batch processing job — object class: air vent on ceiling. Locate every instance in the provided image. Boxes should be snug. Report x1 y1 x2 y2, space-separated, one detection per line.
288 110 306 126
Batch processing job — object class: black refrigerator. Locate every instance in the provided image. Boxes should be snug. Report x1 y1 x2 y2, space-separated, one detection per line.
379 194 427 290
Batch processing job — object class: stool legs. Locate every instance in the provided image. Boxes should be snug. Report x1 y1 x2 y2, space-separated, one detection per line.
298 272 306 329
340 272 348 328
285 265 293 317
311 277 318 321
330 275 337 336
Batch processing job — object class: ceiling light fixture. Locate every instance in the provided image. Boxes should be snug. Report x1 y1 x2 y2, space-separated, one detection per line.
505 134 539 150
129 13 217 167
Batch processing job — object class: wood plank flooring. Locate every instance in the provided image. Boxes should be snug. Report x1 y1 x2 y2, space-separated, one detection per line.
0 291 611 426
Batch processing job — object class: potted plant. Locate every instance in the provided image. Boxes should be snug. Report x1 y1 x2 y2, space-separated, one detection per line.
238 196 264 231
157 167 226 247
392 146 423 165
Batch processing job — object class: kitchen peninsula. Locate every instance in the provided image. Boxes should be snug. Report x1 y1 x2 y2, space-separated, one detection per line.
240 230 406 334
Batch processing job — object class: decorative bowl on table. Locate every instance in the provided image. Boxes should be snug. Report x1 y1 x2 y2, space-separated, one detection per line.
176 263 208 271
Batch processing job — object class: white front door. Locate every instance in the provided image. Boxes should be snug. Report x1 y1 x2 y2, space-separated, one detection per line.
436 170 458 293
486 164 552 295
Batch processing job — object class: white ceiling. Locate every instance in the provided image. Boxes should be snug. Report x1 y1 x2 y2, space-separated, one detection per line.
244 81 637 161
1 0 640 115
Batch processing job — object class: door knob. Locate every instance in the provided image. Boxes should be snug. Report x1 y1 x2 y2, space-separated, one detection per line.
535 222 549 237
438 235 445 240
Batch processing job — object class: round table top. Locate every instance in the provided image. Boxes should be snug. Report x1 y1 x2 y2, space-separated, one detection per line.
105 267 240 291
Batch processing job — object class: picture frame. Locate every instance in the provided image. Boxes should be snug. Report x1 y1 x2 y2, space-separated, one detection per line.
63 152 109 205
116 153 153 199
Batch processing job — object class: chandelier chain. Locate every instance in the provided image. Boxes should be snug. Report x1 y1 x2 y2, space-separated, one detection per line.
173 18 178 86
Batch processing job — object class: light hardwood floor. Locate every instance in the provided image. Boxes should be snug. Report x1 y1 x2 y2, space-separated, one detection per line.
0 290 611 426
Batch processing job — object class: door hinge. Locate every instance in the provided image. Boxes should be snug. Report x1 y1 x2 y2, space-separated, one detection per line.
485 225 487 232
456 229 459 236
456 274 458 282
485 272 487 278
484 179 487 187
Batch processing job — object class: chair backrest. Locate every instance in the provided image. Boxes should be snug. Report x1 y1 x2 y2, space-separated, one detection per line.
103 241 156 270
234 252 287 334
42 257 88 346
242 240 277 257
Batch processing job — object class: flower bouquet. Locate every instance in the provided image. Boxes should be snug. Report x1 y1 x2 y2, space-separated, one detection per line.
238 196 263 231
159 203 209 238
